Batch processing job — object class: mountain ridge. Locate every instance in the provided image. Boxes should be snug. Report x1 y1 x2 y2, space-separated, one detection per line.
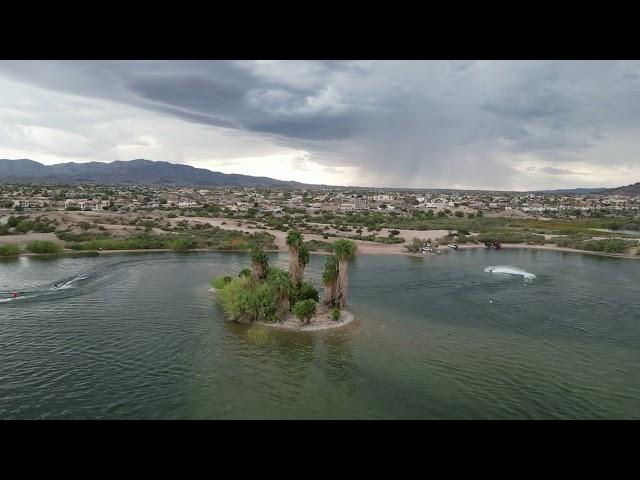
0 159 306 188
600 182 640 196
0 159 638 194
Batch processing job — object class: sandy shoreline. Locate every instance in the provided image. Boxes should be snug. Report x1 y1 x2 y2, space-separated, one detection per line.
2 243 639 260
3 211 638 260
97 243 637 260
256 309 355 332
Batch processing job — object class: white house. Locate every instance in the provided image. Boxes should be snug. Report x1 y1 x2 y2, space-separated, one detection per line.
340 203 356 211
373 194 393 201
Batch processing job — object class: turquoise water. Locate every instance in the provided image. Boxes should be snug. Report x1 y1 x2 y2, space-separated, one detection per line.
0 249 638 419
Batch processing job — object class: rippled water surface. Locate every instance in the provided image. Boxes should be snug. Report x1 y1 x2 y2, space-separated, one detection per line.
1 249 638 419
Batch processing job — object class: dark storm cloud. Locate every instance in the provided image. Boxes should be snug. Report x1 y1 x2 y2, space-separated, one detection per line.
0 60 639 188
0 60 366 141
482 88 573 119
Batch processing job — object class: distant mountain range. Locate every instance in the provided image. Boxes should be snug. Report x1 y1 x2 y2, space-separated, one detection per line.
0 159 305 188
600 182 640 196
0 159 638 195
534 187 608 194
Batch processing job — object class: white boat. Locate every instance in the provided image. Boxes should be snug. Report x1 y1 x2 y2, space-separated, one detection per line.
419 245 443 255
448 243 458 250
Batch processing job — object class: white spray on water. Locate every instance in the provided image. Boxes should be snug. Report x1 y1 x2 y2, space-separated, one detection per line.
484 266 536 280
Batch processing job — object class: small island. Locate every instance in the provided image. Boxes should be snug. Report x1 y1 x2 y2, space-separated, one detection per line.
210 229 357 331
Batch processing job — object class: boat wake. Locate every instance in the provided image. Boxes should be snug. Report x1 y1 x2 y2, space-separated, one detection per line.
484 266 536 280
0 272 93 304
50 275 88 290
0 256 174 305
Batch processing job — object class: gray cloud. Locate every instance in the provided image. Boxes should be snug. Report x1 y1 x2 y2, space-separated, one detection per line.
0 60 639 189
526 166 589 175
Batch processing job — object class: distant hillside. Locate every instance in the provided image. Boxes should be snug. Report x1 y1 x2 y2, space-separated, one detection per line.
0 159 305 188
534 187 608 194
601 182 640 196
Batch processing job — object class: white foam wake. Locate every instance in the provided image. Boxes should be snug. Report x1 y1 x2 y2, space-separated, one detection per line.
484 266 536 279
50 274 87 290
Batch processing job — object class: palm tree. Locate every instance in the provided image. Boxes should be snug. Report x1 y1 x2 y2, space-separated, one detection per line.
286 229 304 285
266 267 294 311
298 243 310 281
250 245 269 282
322 254 339 306
332 239 357 308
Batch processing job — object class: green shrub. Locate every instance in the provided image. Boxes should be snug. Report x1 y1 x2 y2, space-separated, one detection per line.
253 281 282 323
552 234 593 248
216 276 285 324
165 236 197 251
552 235 636 253
211 276 232 289
346 234 404 244
26 240 62 254
293 299 317 325
0 243 21 256
476 230 545 244
56 230 112 242
330 307 341 321
406 237 425 253
304 239 333 252
67 235 166 251
217 276 258 325
580 239 637 253
15 222 32 233
291 281 319 304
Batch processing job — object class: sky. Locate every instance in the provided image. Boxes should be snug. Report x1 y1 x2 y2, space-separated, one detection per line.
0 60 639 190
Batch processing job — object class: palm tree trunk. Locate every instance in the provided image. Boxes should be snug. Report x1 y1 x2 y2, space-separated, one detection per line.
279 294 290 312
251 262 261 282
289 246 300 285
323 280 336 306
337 258 348 308
297 261 305 287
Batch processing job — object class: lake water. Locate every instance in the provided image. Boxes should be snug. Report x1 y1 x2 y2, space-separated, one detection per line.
1 249 638 419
